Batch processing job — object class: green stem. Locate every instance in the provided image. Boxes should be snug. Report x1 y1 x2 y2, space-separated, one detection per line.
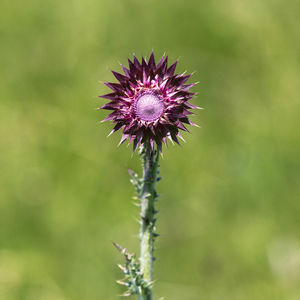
139 141 159 300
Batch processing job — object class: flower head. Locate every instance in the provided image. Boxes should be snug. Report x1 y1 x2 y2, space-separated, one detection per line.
99 52 199 151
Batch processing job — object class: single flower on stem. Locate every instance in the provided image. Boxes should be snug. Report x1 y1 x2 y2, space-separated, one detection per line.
99 52 199 299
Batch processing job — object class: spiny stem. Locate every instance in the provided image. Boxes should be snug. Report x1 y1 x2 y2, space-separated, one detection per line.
139 141 159 300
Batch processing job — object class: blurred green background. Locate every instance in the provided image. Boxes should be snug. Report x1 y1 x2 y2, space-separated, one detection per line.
1 0 300 299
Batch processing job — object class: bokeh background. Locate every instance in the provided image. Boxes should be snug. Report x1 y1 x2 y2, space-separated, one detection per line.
1 0 300 299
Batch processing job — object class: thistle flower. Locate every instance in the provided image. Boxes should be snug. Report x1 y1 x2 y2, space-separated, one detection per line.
101 54 200 299
100 52 199 152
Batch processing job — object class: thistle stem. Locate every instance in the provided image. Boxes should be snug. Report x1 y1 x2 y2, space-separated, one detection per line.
139 141 159 300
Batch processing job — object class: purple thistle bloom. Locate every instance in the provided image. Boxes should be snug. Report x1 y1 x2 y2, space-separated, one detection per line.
99 52 199 152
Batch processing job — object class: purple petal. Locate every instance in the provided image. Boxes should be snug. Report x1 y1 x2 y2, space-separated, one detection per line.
148 52 156 69
181 83 196 92
99 92 118 100
184 102 200 109
156 55 166 69
167 61 177 76
112 71 128 83
121 65 130 77
118 133 129 146
108 122 124 136
133 55 141 70
177 121 190 132
104 82 123 91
